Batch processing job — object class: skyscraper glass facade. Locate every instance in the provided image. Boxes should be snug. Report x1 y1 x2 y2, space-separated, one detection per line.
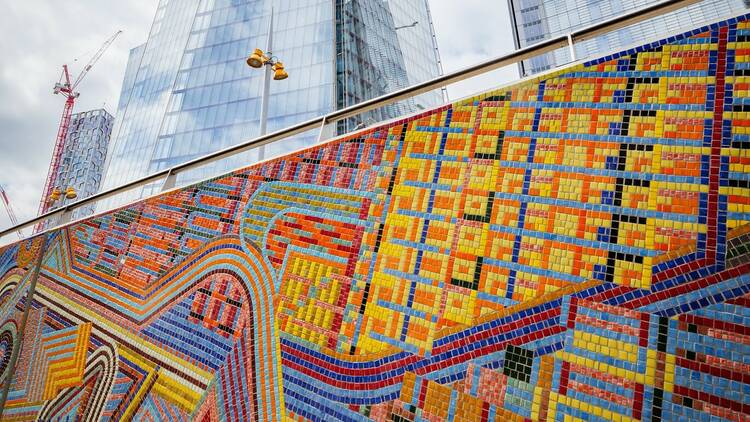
508 0 750 76
102 0 443 197
388 1 444 110
335 0 443 132
54 109 114 219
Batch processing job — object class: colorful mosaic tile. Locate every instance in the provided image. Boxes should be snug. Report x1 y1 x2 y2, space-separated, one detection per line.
0 13 750 421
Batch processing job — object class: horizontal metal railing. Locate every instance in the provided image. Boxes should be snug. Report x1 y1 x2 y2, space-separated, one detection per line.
0 0 702 241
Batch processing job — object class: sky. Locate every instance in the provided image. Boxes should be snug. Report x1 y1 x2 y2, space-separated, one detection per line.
0 0 518 237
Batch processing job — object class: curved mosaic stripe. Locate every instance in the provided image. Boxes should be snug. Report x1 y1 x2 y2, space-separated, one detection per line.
37 343 117 421
40 235 285 421
0 319 17 384
241 181 376 291
0 270 24 321
0 244 18 277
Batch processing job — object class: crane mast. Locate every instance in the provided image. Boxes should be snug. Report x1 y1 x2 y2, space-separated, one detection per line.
37 65 76 222
35 30 121 232
0 185 22 239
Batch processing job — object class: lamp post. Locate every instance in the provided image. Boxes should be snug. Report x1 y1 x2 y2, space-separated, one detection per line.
246 9 288 161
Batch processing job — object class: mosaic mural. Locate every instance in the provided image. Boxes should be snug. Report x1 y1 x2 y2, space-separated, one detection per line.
1 14 750 422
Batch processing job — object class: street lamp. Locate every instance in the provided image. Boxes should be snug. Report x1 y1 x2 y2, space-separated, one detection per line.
48 186 77 204
39 186 76 231
247 49 288 81
246 9 288 161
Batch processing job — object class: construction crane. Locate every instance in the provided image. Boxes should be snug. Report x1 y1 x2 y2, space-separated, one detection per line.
36 30 122 225
0 185 23 239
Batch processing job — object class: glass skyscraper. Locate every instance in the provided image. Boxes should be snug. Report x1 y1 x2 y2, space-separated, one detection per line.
508 0 750 76
335 0 444 132
102 0 443 197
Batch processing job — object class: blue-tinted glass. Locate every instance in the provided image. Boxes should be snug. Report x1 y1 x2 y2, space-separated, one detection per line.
102 0 443 204
509 0 749 76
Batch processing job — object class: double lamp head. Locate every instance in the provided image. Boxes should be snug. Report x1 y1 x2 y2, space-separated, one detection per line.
246 48 288 80
49 186 77 203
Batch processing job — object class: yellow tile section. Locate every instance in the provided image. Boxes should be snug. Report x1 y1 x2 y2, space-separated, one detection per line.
572 331 639 364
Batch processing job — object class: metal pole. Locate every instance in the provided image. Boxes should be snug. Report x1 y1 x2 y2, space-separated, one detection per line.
0 234 48 415
506 0 527 78
258 8 274 161
316 117 328 143
567 33 577 62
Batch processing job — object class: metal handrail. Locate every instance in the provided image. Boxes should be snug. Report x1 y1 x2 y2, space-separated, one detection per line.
0 0 701 241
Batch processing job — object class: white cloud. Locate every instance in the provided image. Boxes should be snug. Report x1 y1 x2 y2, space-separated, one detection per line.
428 0 518 100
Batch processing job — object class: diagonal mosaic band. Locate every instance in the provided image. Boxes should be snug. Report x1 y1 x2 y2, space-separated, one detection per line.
1 13 750 421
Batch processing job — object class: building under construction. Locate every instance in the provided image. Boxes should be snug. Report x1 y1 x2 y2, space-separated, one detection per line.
47 109 114 221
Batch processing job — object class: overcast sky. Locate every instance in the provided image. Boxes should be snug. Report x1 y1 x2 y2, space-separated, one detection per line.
0 1 517 235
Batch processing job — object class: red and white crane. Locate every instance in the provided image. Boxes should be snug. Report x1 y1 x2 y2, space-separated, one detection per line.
36 30 122 223
0 185 22 239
